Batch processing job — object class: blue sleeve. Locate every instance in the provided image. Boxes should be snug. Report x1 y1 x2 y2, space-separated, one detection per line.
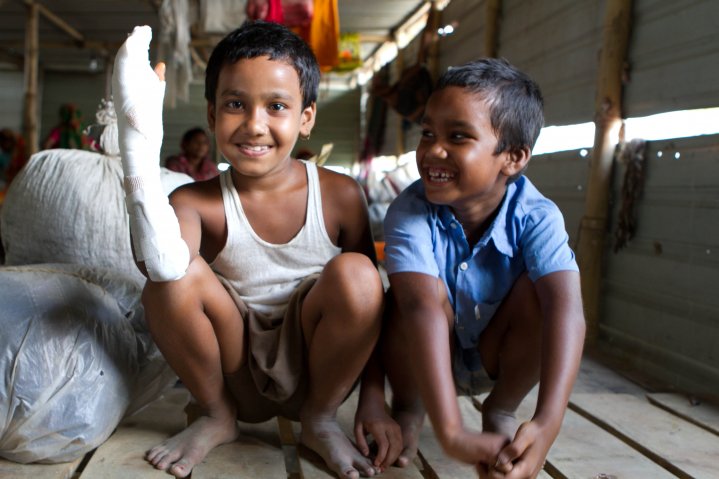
521 205 578 282
383 186 440 278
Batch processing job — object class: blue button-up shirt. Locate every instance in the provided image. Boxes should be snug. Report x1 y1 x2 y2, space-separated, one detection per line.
384 176 578 356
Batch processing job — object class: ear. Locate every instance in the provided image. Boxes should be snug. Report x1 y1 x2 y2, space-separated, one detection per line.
299 102 317 139
207 102 216 132
502 146 531 178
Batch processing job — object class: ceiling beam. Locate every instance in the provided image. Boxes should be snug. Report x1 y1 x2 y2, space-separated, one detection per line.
22 0 85 45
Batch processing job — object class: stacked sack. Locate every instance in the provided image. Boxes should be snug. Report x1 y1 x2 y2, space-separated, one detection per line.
0 99 192 463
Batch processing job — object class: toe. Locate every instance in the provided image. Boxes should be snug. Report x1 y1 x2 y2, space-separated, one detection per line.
169 459 193 478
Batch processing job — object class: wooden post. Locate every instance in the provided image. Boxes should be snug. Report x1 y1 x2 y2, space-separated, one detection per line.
23 1 40 156
484 0 502 58
577 0 633 342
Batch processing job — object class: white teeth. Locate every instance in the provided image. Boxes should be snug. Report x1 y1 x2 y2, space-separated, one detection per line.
427 168 454 182
242 144 268 151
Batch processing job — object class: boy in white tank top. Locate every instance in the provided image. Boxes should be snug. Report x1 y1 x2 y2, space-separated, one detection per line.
112 21 400 478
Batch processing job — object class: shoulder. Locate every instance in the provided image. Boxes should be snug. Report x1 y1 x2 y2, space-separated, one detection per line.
316 164 366 207
386 180 431 218
170 174 223 209
507 176 564 226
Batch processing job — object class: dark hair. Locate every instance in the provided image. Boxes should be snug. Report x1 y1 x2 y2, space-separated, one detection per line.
181 127 208 145
436 58 544 157
205 21 320 109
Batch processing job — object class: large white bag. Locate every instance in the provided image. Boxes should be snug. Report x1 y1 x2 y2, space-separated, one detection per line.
0 264 177 463
0 149 192 286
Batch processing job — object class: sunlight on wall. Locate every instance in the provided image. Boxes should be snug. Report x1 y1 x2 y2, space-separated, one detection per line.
531 107 719 156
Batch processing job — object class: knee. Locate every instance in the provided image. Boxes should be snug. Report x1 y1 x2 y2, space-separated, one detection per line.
322 252 384 318
141 255 209 323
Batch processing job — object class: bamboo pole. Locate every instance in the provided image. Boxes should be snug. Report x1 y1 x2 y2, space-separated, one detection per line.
23 0 85 45
23 1 40 156
577 0 633 342
484 0 502 58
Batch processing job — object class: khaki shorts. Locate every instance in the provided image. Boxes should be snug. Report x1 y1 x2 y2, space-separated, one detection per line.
219 274 318 423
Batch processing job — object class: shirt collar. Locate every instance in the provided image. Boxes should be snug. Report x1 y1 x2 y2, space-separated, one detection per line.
434 182 516 258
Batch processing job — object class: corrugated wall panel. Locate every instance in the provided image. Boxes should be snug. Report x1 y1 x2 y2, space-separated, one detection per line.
599 134 719 397
624 0 719 117
526 150 590 246
308 87 361 168
498 0 603 126
0 71 24 132
438 0 488 70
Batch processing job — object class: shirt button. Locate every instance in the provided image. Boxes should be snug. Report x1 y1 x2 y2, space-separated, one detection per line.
450 222 458 229
459 262 468 271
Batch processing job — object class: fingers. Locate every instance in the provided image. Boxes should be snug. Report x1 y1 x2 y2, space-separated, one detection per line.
382 426 403 469
496 423 533 468
154 62 166 82
354 423 370 457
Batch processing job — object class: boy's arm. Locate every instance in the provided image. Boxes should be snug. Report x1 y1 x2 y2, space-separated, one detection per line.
113 25 190 281
390 271 507 465
495 270 585 478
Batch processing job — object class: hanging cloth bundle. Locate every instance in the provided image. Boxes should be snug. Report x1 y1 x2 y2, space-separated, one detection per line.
373 6 438 123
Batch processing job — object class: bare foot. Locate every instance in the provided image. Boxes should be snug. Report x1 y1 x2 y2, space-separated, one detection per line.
301 416 377 479
482 405 518 441
145 414 240 478
392 407 425 467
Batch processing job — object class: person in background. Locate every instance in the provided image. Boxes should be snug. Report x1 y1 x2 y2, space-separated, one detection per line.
165 127 219 181
0 128 28 188
43 103 90 150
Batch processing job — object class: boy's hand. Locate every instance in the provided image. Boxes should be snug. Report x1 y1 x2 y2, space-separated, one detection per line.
112 25 166 177
440 428 508 468
354 403 402 471
489 419 556 478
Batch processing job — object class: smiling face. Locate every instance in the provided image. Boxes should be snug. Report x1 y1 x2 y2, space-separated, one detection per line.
416 86 528 216
207 56 315 179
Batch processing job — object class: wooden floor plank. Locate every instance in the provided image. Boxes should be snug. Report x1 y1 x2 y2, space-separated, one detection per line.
573 355 646 395
0 456 83 479
571 393 719 478
192 420 286 478
647 392 719 436
79 387 191 479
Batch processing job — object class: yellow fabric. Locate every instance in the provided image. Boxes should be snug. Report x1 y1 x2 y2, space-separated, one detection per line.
309 0 339 72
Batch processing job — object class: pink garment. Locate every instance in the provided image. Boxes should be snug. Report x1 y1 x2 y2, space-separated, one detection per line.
165 154 219 181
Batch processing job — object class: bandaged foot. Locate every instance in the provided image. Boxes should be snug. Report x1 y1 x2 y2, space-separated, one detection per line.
113 26 189 282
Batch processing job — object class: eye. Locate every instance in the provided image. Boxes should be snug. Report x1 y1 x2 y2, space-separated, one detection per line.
420 129 434 139
225 100 243 110
269 102 287 111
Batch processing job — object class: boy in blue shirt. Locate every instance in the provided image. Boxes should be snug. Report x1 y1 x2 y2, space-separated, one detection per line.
381 58 586 477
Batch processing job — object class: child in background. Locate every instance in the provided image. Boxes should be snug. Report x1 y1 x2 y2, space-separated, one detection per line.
165 127 219 181
112 21 398 479
382 58 586 478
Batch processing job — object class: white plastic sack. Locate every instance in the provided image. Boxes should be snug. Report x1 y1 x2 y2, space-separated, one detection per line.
0 264 177 464
0 149 192 286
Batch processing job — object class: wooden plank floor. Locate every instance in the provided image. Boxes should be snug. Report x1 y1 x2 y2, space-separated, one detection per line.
2 355 718 478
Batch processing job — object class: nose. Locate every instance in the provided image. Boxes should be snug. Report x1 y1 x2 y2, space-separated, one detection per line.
425 139 448 160
244 107 268 136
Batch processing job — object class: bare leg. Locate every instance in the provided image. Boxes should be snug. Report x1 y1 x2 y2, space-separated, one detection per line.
479 273 542 441
142 257 245 478
299 253 384 479
384 278 455 467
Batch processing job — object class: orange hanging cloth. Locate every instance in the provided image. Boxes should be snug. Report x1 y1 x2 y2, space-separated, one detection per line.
307 0 339 72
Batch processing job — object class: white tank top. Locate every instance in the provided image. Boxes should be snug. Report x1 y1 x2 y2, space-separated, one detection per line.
211 160 341 318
